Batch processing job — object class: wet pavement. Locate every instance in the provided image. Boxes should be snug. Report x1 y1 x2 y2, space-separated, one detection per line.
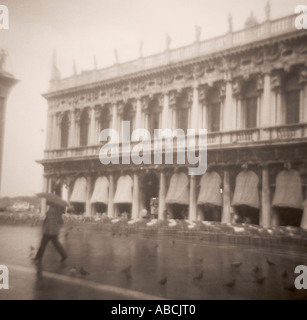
0 224 307 300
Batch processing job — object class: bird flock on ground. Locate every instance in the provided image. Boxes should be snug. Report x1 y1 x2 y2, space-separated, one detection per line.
29 232 301 296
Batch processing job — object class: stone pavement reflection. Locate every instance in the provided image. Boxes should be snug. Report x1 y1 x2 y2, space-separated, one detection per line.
0 225 307 300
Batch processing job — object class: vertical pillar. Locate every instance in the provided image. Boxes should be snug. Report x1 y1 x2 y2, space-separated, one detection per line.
236 98 243 129
68 110 75 147
261 73 271 126
172 108 176 130
135 98 142 130
51 113 57 149
189 175 197 221
55 114 61 148
90 106 96 145
275 89 283 125
222 168 231 224
190 84 199 130
48 113 54 149
158 171 166 219
107 174 114 218
161 93 169 129
75 113 80 147
85 175 92 216
261 165 271 228
111 103 118 131
302 83 307 122
223 81 233 130
202 103 207 129
132 173 139 219
45 109 52 149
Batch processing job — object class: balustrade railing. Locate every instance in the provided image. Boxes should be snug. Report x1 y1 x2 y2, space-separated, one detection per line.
49 13 299 93
44 122 307 160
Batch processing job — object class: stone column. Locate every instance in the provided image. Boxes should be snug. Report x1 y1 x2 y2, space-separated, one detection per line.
74 109 81 146
132 173 139 219
172 108 176 130
68 110 75 147
236 98 243 129
85 175 92 216
107 174 114 218
135 98 142 130
190 83 199 130
261 73 271 126
158 171 166 219
261 165 271 228
161 93 169 129
45 109 52 149
303 80 307 122
221 168 231 224
51 113 57 149
223 80 233 130
189 175 197 221
111 103 118 131
89 106 96 145
55 113 61 148
275 90 283 125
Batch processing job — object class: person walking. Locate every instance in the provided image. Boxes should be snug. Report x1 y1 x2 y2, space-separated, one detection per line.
34 200 68 263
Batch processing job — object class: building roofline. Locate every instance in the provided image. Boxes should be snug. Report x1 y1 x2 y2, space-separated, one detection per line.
42 28 307 100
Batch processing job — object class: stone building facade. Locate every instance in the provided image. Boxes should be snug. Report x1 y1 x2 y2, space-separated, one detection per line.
39 8 307 228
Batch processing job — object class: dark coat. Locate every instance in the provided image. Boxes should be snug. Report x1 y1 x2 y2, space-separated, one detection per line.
43 206 63 235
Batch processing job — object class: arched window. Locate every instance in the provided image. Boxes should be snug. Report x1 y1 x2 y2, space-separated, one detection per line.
148 99 160 137
206 87 221 132
80 109 90 146
60 112 69 148
100 105 111 132
176 93 189 133
242 80 258 129
283 73 300 124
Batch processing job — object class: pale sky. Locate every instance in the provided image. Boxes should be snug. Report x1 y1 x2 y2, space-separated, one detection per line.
0 0 301 197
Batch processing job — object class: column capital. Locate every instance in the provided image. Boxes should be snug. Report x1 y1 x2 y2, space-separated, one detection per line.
232 78 243 98
168 89 181 108
141 96 150 113
256 74 264 93
262 64 272 75
270 71 283 92
94 105 102 119
74 108 82 123
192 80 199 89
55 112 64 125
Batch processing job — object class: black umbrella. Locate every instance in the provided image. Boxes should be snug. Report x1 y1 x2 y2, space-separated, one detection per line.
36 192 68 208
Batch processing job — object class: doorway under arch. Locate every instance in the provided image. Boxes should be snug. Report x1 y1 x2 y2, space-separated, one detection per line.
142 172 159 217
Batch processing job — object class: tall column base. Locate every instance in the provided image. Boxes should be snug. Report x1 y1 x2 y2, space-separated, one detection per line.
188 175 197 221
222 168 231 224
132 173 139 219
107 175 114 218
158 171 166 220
85 175 92 216
261 166 271 228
